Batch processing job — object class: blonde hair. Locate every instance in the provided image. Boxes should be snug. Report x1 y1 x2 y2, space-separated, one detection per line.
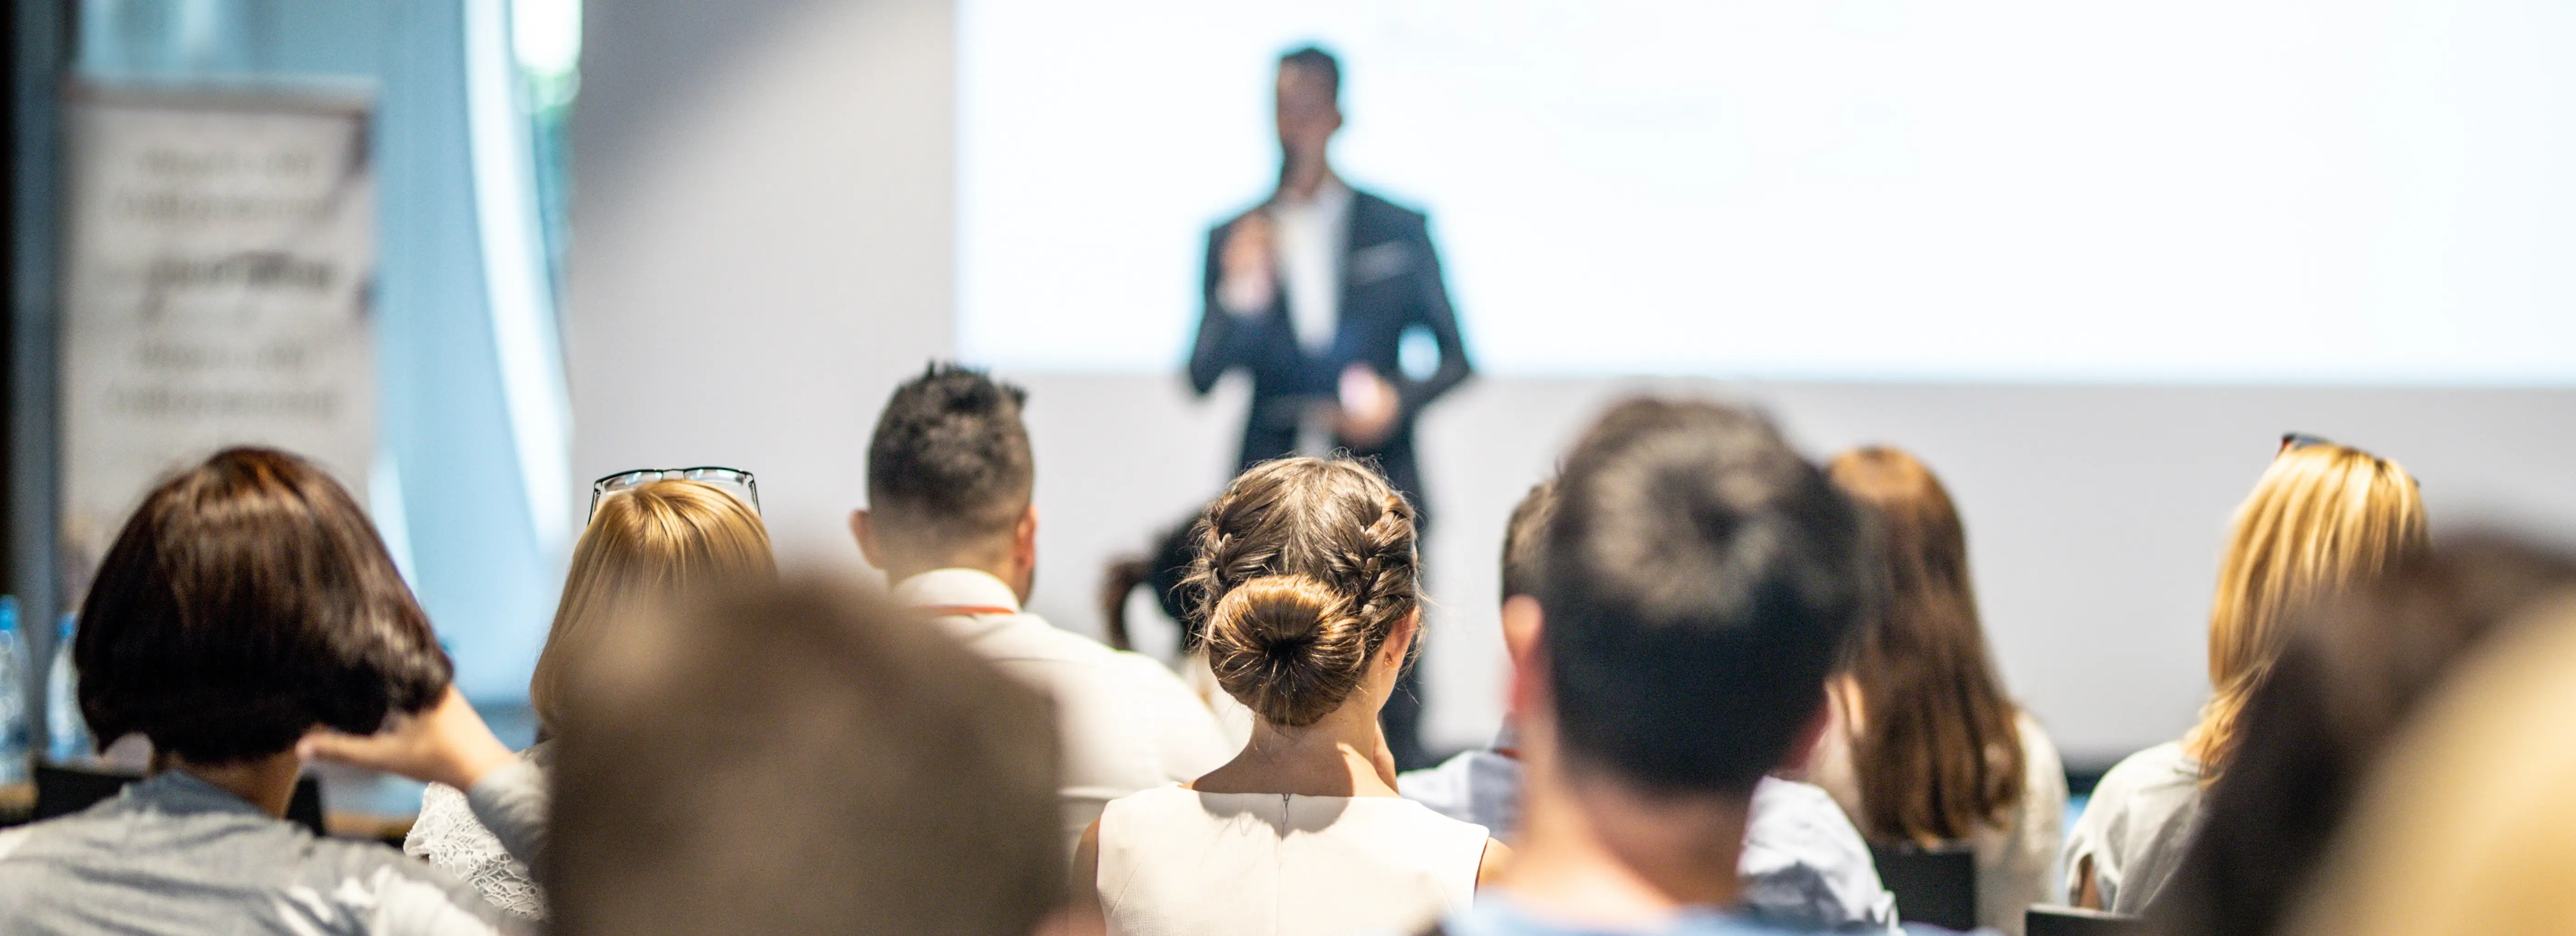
2194 442 2425 775
529 479 775 735
2286 593 2576 936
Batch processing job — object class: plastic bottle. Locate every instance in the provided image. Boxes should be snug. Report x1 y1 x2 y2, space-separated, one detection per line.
0 597 26 784
46 612 88 764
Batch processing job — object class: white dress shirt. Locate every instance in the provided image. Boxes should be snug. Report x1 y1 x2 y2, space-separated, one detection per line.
1269 177 1352 354
893 569 1237 855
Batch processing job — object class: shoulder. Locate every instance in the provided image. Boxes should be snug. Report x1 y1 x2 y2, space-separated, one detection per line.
2013 713 2068 792
985 616 1198 696
1097 784 1202 837
1397 749 1482 801
960 612 1120 664
2095 742 2195 795
1206 198 1271 241
325 852 519 935
308 832 456 882
1746 775 1872 851
2013 712 2063 763
1350 188 1431 232
1741 776 1880 893
302 832 504 919
1357 795 1496 848
2073 742 2203 849
1750 774 1843 814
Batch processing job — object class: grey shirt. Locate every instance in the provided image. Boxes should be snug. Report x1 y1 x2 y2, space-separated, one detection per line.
0 762 547 936
2060 741 2203 914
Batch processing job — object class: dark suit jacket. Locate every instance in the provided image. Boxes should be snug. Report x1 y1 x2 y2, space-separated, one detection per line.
1187 188 1473 527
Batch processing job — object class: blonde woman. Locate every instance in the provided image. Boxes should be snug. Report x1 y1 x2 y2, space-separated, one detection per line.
2063 436 2424 913
405 473 775 920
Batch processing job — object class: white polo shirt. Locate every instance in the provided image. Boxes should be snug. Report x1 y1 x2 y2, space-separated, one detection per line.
893 568 1237 854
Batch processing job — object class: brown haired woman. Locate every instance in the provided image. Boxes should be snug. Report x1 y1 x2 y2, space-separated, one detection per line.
1810 446 2066 936
404 477 774 921
1073 457 1506 936
0 448 528 934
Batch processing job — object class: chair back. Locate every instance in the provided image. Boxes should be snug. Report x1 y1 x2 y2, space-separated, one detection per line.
2026 904 2139 936
1869 841 1979 931
34 762 327 836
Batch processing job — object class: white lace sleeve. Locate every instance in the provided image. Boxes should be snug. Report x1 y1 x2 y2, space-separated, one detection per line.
406 778 547 921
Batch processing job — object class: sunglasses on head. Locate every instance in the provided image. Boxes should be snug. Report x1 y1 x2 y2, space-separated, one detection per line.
2277 433 2417 487
589 466 761 518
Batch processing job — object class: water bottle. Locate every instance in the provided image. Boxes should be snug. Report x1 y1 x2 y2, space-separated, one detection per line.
46 612 88 763
0 597 26 784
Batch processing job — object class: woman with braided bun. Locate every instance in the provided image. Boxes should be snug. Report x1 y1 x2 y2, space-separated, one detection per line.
1074 457 1507 936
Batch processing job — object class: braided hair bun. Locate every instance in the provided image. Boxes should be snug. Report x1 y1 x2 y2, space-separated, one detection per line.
1188 458 1419 727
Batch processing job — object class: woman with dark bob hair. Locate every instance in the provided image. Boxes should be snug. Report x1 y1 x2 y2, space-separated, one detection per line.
0 448 533 935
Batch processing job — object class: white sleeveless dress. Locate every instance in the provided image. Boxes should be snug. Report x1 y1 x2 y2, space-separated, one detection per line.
1097 785 1491 936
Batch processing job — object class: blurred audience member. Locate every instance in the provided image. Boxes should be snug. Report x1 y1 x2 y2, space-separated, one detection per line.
1402 479 1898 931
2282 576 2576 936
2144 537 2576 936
1396 479 1556 839
0 448 527 935
548 576 1066 936
855 362 1233 852
1435 399 1873 936
400 475 775 920
1100 519 1260 750
1076 457 1507 936
2065 436 2425 912
1810 447 2064 934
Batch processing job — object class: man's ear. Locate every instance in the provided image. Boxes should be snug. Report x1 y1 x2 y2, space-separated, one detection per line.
1500 595 1544 669
1014 503 1039 565
1505 600 1547 721
851 508 885 570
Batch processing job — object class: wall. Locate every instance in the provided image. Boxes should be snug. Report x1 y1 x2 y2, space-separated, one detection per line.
569 0 954 570
571 0 2576 766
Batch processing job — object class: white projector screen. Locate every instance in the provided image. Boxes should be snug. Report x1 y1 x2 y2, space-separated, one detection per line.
958 0 2576 382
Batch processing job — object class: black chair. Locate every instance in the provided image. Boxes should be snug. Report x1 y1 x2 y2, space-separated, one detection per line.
34 762 327 836
2026 905 2139 936
1869 841 1979 931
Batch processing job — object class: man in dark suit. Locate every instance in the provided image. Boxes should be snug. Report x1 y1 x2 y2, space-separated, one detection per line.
1189 46 1472 532
1186 46 1471 769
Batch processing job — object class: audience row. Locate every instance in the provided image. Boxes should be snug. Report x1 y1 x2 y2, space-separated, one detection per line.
0 361 2565 936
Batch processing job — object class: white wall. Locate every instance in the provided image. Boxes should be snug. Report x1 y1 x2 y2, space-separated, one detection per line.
571 0 2576 766
568 0 953 569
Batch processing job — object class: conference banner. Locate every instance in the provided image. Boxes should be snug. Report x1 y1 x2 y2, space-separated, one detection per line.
57 85 377 590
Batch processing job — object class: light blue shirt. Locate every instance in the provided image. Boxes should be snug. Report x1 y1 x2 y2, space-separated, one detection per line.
1400 733 1898 933
1437 895 1841 936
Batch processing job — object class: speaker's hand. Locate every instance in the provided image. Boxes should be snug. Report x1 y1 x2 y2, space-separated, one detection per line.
1217 211 1277 316
1335 365 1400 448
